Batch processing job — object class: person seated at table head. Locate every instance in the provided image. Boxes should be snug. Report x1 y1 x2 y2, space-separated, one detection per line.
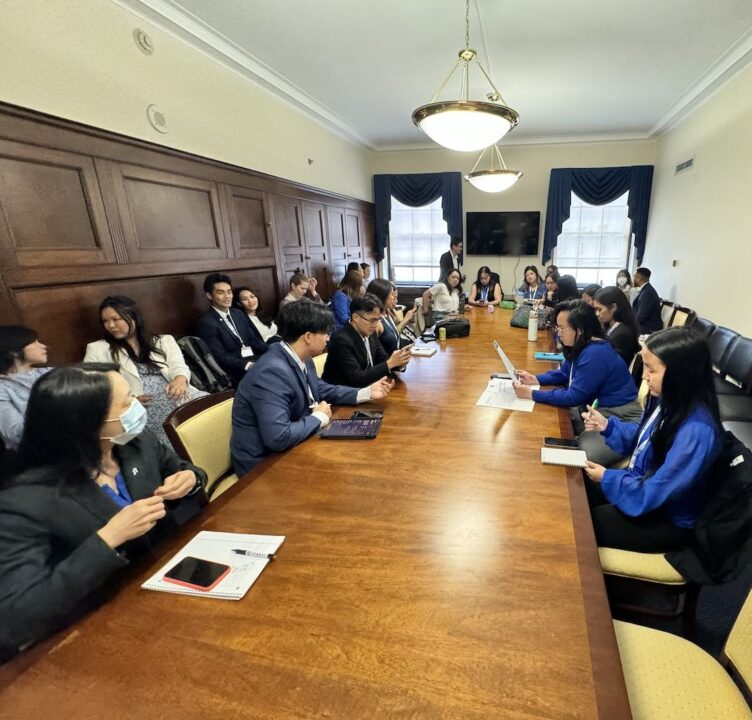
196 272 267 385
279 272 310 308
0 363 206 661
360 263 372 281
233 286 279 343
468 266 502 308
439 239 463 281
366 278 417 354
0 325 52 450
84 296 206 447
513 300 641 466
592 286 641 369
517 265 545 300
323 294 412 388
582 327 722 553
331 269 364 332
230 300 394 476
631 267 663 334
422 268 462 324
581 284 601 306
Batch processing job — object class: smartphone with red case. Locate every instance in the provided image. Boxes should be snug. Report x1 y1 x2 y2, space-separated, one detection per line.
163 556 231 592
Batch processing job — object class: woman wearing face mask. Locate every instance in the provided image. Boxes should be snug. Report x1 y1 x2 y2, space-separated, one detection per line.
0 364 206 661
0 325 53 450
592 286 641 368
513 300 642 465
517 265 545 300
581 328 721 552
616 269 640 303
84 296 205 446
233 286 279 342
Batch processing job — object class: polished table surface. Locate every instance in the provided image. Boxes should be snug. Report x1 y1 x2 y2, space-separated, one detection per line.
0 309 631 719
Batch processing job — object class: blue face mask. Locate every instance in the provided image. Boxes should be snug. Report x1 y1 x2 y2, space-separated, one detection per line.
104 398 148 445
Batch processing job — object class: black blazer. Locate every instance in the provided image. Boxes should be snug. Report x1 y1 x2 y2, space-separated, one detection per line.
438 251 460 281
0 430 206 661
195 307 267 384
632 282 663 333
322 322 391 388
607 322 640 369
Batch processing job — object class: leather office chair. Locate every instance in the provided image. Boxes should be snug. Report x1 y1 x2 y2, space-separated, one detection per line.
614 587 752 719
163 390 238 501
312 352 328 378
692 316 716 339
715 336 752 421
660 300 675 328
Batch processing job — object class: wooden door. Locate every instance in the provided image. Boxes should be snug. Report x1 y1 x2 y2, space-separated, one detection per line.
327 206 348 284
302 201 332 299
344 209 363 266
270 194 307 291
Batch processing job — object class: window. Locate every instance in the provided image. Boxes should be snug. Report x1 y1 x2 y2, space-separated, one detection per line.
388 197 449 284
554 192 632 285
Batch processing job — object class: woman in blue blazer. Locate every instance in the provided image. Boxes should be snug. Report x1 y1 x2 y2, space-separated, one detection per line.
330 270 363 333
514 300 642 465
582 327 722 552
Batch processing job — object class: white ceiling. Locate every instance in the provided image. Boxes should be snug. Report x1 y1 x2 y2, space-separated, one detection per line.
123 0 752 149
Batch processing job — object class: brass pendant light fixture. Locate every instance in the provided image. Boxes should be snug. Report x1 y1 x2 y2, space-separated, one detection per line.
465 143 522 193
412 0 519 152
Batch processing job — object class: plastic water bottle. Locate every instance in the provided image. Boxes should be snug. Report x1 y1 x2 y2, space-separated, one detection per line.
528 308 538 342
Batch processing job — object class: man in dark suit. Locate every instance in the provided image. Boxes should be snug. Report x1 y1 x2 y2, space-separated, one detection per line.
438 239 464 281
323 294 412 387
231 300 394 476
631 267 663 333
195 272 268 385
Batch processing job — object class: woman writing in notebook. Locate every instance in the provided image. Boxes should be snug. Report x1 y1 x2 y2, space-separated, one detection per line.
0 364 206 661
513 301 642 465
581 327 721 552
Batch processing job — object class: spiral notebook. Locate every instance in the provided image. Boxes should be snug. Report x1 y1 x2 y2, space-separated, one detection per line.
540 447 588 468
141 530 285 600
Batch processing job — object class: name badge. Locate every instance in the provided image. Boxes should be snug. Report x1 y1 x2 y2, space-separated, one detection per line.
240 346 254 358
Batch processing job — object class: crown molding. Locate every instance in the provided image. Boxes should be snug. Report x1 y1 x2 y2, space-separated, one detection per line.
650 27 752 136
113 0 376 150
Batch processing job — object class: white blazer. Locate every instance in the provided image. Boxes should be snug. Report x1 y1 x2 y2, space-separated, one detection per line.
83 335 190 397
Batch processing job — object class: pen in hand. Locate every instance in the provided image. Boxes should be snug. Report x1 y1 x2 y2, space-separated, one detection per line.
232 548 276 560
587 399 600 422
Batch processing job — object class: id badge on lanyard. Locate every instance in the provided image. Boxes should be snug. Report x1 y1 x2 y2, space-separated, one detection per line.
628 404 662 470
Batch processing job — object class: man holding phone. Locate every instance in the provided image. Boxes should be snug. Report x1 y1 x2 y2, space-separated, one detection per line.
323 294 412 388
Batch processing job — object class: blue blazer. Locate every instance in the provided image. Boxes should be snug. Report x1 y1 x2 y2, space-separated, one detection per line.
195 307 267 384
231 343 359 476
331 290 351 332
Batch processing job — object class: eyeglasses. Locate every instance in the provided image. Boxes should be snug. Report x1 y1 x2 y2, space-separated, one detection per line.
355 313 381 325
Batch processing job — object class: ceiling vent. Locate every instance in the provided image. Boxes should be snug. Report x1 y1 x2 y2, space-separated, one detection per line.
133 28 154 55
146 104 168 134
675 157 694 175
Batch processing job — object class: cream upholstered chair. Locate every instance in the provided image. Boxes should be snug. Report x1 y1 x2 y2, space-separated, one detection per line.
312 352 328 378
660 300 675 328
614 588 752 719
163 390 238 501
670 305 694 327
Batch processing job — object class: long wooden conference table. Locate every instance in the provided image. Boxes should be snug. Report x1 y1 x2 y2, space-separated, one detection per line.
0 309 631 719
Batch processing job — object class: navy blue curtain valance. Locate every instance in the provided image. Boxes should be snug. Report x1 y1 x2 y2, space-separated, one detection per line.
373 172 463 262
542 166 654 264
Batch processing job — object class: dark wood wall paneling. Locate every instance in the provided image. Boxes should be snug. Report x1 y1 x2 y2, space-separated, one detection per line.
0 103 375 364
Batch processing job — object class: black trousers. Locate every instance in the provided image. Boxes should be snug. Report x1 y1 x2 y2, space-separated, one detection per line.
585 478 692 553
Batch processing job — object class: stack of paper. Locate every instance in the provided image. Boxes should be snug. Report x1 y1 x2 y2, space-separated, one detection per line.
141 530 285 600
476 378 539 412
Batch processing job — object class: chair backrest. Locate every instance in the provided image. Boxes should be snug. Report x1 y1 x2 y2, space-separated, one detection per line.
693 316 716 339
722 337 752 393
163 390 234 496
724 587 752 693
660 300 675 328
669 305 694 327
709 326 741 371
312 352 328 378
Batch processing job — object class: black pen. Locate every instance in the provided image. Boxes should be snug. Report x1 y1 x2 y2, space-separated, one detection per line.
232 548 276 560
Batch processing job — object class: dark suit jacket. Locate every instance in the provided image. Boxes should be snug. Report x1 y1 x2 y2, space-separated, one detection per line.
632 282 663 333
0 430 206 661
438 250 461 281
322 322 391 388
607 322 640 369
231 343 359 476
195 307 267 384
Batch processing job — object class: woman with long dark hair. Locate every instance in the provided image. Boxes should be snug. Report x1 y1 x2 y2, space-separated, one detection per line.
581 284 601 306
84 296 205 445
233 286 279 342
582 327 722 552
331 269 364 332
513 300 641 464
0 364 205 660
517 265 545 300
593 286 641 368
366 278 417 353
468 266 502 307
422 268 463 324
0 325 52 449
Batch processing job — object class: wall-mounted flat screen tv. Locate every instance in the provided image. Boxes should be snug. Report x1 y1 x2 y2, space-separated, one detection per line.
466 211 541 256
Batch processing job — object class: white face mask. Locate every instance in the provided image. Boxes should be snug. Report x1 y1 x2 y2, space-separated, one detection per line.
102 398 148 445
617 277 628 287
